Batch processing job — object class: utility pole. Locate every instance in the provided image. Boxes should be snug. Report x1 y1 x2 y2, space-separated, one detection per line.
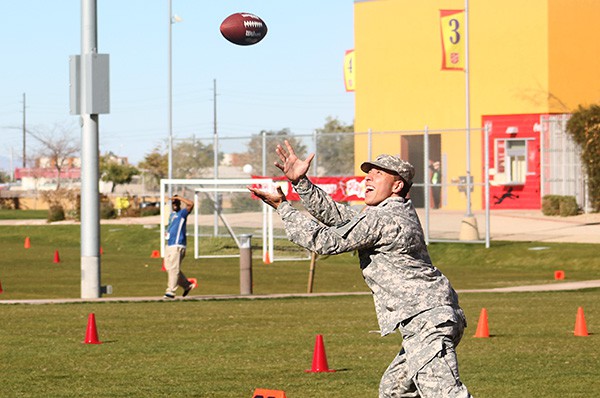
80 0 101 298
71 0 109 298
464 0 472 217
22 93 26 168
213 78 219 236
168 0 173 198
213 78 218 179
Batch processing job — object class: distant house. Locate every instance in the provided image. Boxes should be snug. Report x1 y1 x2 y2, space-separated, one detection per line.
14 156 81 191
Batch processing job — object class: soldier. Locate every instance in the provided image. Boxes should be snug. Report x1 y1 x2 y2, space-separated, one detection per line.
248 141 472 397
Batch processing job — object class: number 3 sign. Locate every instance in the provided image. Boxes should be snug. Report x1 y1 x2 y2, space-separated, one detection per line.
440 9 465 71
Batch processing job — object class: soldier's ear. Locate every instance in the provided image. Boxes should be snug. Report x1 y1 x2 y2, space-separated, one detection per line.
391 179 404 194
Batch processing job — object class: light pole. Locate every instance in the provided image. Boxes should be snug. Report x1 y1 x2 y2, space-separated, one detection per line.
22 93 26 168
168 1 182 198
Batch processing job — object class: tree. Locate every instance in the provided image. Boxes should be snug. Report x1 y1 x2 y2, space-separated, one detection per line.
0 171 10 183
315 117 355 176
29 123 80 190
566 104 600 212
138 145 168 188
100 153 139 193
172 138 219 178
240 129 308 177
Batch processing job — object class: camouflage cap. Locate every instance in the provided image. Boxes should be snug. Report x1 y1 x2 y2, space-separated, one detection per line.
360 154 415 184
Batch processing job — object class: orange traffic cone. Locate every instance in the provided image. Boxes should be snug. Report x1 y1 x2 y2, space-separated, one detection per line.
252 388 287 398
161 260 166 272
574 306 589 337
554 270 565 280
305 334 335 373
474 308 490 338
151 250 160 258
264 252 272 264
100 246 104 255
84 313 102 344
53 250 61 263
0 280 3 294
24 237 31 249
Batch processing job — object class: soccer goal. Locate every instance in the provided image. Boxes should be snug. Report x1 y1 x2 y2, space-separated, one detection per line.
159 178 311 263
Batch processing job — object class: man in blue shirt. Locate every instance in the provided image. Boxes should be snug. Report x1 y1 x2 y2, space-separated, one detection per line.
163 195 195 299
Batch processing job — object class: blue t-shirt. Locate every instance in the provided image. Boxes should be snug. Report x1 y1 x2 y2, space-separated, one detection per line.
166 208 189 247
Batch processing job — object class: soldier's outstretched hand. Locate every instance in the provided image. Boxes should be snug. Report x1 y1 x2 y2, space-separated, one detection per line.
274 140 315 184
247 185 287 209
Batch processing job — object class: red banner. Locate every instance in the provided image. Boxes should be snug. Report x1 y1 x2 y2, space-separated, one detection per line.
251 176 367 202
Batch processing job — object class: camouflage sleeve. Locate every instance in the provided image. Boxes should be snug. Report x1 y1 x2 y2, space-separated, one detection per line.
292 176 358 226
276 201 391 255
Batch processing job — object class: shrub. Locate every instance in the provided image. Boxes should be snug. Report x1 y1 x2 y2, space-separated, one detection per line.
541 195 561 216
47 205 66 222
566 104 600 212
100 201 117 219
140 206 160 217
0 197 19 209
559 196 579 217
40 189 80 220
122 207 141 217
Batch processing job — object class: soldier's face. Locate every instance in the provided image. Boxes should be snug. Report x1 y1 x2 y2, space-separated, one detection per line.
364 167 403 206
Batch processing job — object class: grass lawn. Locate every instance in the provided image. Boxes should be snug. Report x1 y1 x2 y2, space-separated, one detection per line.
1 225 599 397
0 209 47 220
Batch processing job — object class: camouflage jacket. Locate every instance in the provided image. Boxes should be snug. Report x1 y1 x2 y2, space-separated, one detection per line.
277 177 460 336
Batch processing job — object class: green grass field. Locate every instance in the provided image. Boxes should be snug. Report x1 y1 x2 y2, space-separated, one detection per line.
1 224 599 397
0 209 47 220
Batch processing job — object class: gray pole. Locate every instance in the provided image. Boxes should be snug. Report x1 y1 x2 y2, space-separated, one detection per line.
262 131 267 176
484 123 491 248
423 126 430 245
167 0 173 198
239 234 253 295
313 130 318 176
22 93 26 168
80 0 101 298
213 79 218 166
464 0 473 216
213 78 219 236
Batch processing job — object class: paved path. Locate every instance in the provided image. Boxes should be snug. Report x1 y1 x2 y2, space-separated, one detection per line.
2 279 600 305
458 279 600 293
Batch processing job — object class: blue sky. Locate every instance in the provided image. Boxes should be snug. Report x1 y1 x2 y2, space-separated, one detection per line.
0 1 355 169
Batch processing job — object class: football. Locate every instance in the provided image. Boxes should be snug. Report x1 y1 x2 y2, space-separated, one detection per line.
220 12 268 46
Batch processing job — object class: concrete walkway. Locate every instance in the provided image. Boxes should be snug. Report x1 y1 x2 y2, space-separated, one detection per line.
2 280 600 305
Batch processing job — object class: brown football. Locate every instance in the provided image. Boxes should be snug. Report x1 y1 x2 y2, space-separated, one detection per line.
220 12 268 46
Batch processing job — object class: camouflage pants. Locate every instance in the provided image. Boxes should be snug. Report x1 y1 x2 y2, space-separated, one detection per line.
379 306 472 398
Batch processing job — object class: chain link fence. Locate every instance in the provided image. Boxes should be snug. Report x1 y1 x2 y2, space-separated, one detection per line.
167 127 491 248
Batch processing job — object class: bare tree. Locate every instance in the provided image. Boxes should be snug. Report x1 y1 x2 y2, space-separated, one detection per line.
29 123 80 190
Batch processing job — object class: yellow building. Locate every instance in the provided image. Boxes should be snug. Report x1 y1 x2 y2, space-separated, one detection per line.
353 0 600 210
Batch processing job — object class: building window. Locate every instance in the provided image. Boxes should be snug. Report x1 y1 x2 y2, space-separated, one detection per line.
495 139 527 185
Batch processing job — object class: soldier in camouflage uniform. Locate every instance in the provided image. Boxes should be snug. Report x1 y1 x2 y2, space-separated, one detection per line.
248 141 472 397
